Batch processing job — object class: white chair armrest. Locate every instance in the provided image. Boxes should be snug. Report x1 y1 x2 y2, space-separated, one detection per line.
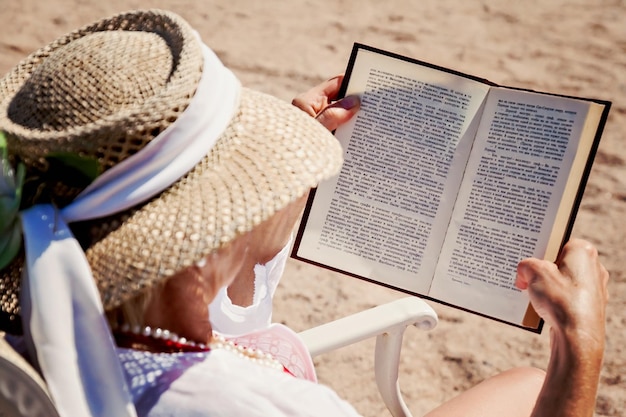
298 297 438 417
299 296 437 357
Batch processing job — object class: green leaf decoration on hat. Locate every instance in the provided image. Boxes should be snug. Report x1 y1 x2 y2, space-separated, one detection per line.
0 131 25 270
45 152 101 190
0 135 101 270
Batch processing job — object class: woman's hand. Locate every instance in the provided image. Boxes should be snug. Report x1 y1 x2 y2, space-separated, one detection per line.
292 74 360 131
516 238 609 349
516 238 609 417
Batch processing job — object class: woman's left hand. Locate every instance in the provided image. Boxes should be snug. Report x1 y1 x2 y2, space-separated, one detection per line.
292 74 360 131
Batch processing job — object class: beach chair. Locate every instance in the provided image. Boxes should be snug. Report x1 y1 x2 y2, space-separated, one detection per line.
300 296 438 417
0 336 58 417
0 296 437 417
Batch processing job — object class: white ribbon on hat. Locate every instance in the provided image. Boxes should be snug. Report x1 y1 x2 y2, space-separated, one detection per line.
19 41 240 417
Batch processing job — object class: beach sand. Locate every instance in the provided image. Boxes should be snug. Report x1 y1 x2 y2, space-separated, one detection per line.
1 1 625 415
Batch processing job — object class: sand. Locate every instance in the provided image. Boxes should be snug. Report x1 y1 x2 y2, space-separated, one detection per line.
1 1 624 415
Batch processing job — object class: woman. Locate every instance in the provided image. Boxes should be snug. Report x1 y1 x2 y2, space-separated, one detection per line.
0 9 608 417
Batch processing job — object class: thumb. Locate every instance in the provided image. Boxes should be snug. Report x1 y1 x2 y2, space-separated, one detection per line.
315 95 360 131
515 261 533 290
515 258 545 290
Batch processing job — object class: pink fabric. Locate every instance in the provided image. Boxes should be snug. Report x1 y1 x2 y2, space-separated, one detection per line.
221 323 317 382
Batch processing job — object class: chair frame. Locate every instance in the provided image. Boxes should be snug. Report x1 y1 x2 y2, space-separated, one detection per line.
0 337 59 417
299 296 438 417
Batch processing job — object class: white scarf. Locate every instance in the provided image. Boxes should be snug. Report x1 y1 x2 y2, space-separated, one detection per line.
19 41 240 417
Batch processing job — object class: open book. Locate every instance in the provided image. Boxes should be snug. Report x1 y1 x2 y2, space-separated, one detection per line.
291 43 611 332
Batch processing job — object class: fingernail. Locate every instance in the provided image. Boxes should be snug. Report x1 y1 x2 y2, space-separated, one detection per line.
339 95 360 110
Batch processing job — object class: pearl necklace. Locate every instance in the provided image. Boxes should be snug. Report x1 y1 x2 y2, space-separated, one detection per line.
114 324 286 373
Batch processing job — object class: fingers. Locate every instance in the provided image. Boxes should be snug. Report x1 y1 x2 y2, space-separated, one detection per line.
517 239 608 289
292 75 345 117
557 239 610 302
557 238 606 283
314 95 360 131
516 239 610 331
556 238 596 272
292 74 361 131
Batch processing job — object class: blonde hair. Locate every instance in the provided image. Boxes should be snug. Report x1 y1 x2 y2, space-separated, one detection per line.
105 280 164 330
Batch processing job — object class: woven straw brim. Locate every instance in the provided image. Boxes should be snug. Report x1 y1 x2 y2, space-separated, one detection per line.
0 90 343 330
0 9 202 185
87 87 343 311
0 9 203 333
0 9 343 333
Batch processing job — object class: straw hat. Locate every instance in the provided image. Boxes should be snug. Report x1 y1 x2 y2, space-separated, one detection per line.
0 9 343 334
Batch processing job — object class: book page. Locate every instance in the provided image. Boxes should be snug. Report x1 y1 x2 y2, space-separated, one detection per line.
295 47 490 295
429 87 597 326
